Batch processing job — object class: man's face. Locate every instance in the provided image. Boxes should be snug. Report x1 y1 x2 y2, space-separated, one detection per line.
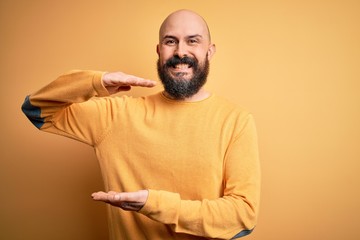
156 11 215 100
156 55 209 100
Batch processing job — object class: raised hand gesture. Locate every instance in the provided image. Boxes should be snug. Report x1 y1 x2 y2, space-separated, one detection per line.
102 72 157 95
91 190 149 211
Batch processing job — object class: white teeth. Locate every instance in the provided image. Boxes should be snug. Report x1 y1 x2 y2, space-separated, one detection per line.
175 64 190 69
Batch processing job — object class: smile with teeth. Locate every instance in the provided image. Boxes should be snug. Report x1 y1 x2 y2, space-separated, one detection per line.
171 64 193 75
169 63 192 77
173 64 191 69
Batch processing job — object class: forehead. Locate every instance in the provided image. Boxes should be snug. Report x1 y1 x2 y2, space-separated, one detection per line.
159 11 209 41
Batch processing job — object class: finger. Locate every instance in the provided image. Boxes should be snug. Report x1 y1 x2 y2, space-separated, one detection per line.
91 191 111 202
117 190 148 203
92 191 122 204
103 72 156 88
115 191 140 202
108 191 121 201
92 190 147 211
123 76 157 88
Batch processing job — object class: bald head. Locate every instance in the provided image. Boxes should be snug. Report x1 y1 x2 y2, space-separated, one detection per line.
159 10 211 43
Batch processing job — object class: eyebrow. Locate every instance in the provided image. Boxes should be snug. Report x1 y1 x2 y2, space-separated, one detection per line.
162 34 203 40
188 34 203 39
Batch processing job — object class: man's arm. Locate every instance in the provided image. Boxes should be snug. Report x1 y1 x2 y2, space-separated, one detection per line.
22 70 156 144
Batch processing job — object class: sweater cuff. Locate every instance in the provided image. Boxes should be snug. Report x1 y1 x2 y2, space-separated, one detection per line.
92 71 110 97
139 189 180 225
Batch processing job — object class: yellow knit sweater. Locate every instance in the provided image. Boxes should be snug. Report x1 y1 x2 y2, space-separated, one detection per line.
22 70 260 239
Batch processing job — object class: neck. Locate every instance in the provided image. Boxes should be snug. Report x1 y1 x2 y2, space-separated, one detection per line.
163 88 211 102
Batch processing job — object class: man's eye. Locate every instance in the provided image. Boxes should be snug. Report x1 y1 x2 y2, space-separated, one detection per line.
165 40 176 45
188 39 199 44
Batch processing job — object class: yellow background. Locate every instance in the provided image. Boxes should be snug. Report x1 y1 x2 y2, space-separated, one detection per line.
1 0 359 239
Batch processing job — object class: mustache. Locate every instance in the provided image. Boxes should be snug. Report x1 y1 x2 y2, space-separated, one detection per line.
165 56 197 68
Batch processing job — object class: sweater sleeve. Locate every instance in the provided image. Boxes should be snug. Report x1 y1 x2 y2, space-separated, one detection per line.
21 70 111 146
139 114 261 239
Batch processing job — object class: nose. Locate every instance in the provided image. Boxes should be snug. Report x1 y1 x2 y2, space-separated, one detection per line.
174 41 188 58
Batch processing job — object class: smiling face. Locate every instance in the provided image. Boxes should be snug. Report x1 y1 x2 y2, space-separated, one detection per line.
157 10 216 100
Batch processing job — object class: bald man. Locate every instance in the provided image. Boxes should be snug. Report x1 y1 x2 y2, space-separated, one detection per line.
22 10 260 239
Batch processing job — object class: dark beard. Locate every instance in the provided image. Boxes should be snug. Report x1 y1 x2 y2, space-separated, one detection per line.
157 55 209 100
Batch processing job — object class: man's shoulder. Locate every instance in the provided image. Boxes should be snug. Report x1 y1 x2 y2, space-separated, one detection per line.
212 95 250 115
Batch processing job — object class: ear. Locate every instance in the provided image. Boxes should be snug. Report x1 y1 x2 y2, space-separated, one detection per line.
156 44 160 56
207 43 216 60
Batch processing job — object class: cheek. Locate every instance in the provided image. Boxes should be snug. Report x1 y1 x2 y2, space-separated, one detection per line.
158 46 173 56
158 56 168 66
193 48 209 60
158 51 172 64
195 53 208 65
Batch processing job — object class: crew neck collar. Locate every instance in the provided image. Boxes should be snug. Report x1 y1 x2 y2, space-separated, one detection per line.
160 91 213 104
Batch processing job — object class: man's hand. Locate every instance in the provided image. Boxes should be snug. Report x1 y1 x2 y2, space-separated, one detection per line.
102 72 157 95
91 190 149 211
